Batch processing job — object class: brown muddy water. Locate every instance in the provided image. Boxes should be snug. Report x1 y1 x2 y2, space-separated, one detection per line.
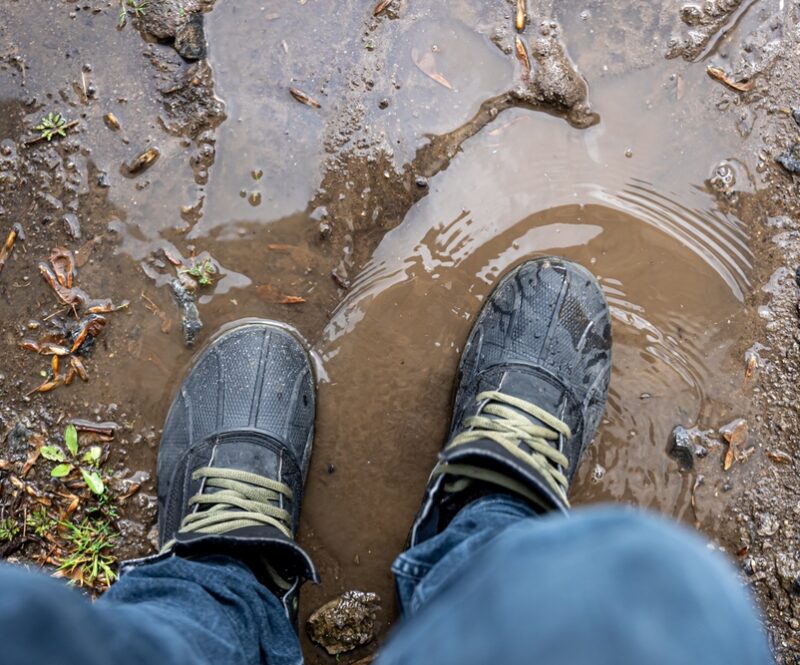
0 0 778 659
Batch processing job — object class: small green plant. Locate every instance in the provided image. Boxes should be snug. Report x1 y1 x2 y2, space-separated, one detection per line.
119 0 148 26
0 517 19 542
34 112 69 141
181 258 217 287
26 507 57 538
95 492 120 521
57 517 118 588
40 424 105 495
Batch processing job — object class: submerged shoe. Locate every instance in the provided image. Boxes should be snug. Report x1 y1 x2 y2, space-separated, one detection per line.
127 319 318 614
409 257 612 546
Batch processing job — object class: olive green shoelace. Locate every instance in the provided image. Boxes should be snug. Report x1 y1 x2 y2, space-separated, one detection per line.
162 467 293 553
433 390 573 507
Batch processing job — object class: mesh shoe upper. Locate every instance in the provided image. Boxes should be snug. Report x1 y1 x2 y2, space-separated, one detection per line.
410 257 612 545
156 320 316 582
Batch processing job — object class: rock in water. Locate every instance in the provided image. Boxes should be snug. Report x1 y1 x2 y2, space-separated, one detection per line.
307 590 380 655
668 425 694 470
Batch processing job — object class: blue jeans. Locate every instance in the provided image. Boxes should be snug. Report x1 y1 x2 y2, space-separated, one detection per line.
0 499 772 665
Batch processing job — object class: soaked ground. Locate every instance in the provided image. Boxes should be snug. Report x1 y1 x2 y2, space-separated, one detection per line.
2 0 800 661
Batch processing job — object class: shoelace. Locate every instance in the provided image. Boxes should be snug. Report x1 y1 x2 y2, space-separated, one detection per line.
162 467 293 553
434 390 573 507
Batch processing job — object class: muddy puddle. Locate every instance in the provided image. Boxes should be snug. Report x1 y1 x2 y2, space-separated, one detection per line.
0 0 783 660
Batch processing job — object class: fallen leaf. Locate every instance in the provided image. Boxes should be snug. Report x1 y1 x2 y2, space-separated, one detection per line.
104 112 121 131
706 66 754 93
720 418 747 447
767 450 792 465
724 446 735 471
126 147 160 175
514 36 531 78
256 284 307 304
119 482 142 502
373 0 394 16
289 87 322 108
412 48 453 90
515 0 526 31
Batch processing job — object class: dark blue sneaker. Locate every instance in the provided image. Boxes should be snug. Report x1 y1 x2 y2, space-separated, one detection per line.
409 257 612 546
138 319 318 617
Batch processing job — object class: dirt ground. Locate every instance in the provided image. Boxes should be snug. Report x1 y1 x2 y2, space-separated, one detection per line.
2 0 800 661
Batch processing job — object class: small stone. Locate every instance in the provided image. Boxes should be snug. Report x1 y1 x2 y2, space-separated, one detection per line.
319 221 332 239
5 422 30 455
378 98 389 109
327 463 336 474
776 144 800 174
415 175 428 188
175 13 207 61
667 425 694 470
306 591 381 655
248 191 262 206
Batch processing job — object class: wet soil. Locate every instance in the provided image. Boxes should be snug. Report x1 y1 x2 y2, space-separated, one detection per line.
2 0 800 661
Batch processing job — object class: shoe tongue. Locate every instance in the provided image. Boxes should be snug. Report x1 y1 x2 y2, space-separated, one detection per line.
210 434 281 478
485 368 577 433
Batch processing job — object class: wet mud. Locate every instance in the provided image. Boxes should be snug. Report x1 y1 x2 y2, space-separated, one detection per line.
2 0 800 662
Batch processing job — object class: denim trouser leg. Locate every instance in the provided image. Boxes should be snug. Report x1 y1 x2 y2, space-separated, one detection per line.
0 555 301 665
385 496 773 665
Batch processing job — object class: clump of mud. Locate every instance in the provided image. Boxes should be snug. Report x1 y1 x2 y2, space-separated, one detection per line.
667 0 745 60
306 590 381 655
511 21 598 129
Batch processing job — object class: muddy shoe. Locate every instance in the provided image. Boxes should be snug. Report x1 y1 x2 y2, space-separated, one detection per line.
151 320 317 610
409 257 612 546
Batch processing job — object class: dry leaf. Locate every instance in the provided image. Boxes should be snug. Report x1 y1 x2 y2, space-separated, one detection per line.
723 446 735 471
127 148 160 174
412 49 453 90
706 66 754 93
373 0 394 16
257 284 306 304
515 0 526 31
289 87 322 108
767 450 792 465
514 36 531 78
104 112 121 131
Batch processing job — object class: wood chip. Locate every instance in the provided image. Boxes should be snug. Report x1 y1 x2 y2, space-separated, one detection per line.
289 87 322 108
706 66 754 93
